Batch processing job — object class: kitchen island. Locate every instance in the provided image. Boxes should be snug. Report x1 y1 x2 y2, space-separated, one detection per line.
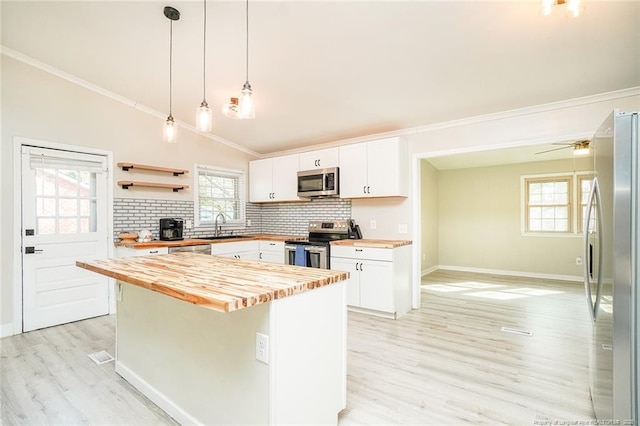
76 253 348 425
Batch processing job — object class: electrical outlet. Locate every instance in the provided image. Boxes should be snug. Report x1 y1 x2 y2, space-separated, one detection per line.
185 219 193 229
247 219 252 227
256 332 269 364
398 224 408 234
370 220 377 229
576 256 583 265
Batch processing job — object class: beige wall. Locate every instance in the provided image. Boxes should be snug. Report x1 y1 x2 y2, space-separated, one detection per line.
1 57 257 333
420 160 438 274
434 157 593 278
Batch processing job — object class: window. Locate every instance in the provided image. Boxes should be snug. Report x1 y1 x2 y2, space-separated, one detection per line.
195 165 246 227
34 168 97 234
521 171 594 235
525 177 571 232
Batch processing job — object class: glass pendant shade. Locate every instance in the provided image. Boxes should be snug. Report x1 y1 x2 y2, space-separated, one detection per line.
566 0 584 17
541 0 554 15
164 115 177 143
197 101 213 131
222 97 241 119
238 82 255 119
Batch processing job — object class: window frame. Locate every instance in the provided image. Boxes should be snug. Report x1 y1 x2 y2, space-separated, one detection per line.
520 171 595 237
194 164 246 229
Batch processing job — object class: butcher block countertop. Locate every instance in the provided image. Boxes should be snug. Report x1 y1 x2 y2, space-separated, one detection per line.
76 252 348 313
331 239 412 249
116 234 305 249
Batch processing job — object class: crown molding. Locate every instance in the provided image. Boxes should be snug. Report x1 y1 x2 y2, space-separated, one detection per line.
268 87 640 158
0 45 261 159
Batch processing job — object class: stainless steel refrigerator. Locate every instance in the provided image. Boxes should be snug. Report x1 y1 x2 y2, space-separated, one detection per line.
584 109 638 423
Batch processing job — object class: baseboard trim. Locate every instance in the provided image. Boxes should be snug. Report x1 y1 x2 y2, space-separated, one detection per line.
435 265 583 283
115 361 201 426
421 265 439 277
0 322 15 338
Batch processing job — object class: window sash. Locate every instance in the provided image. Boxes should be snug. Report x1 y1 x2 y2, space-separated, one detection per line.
525 177 572 233
195 165 245 227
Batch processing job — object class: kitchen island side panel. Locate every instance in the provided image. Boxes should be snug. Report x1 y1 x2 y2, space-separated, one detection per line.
115 282 271 425
269 280 347 425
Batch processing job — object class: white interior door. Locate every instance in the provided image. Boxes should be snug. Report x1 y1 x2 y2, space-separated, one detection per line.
21 146 109 332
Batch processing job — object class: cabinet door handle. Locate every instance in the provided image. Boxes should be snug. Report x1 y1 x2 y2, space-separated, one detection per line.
367 186 370 194
259 252 263 259
355 262 359 271
363 185 367 194
150 250 158 254
355 249 363 252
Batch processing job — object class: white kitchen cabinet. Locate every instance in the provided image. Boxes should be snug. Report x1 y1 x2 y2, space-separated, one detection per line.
338 137 408 198
249 154 300 202
211 240 260 260
331 244 411 319
115 246 169 258
259 241 285 264
298 148 339 170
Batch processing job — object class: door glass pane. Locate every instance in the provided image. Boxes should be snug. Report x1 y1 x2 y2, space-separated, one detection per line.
34 167 97 235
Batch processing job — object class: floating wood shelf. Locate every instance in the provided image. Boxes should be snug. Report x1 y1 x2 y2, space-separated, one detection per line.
118 181 189 192
117 162 188 176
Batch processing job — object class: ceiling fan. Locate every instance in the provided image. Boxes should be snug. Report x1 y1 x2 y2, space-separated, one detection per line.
535 139 591 156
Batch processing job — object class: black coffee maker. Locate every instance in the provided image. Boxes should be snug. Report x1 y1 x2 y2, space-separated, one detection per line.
159 218 184 241
347 219 363 239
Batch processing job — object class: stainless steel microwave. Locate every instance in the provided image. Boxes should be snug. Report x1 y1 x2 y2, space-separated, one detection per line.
297 167 339 198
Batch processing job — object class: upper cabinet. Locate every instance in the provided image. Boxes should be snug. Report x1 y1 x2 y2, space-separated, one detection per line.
298 148 339 171
339 137 408 198
249 154 300 203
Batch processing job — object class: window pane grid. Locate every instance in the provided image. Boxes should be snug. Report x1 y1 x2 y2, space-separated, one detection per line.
526 177 571 233
34 167 97 235
197 167 245 224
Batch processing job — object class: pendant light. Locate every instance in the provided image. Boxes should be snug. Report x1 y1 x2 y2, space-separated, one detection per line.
238 0 255 119
222 0 255 119
196 0 213 131
163 6 180 143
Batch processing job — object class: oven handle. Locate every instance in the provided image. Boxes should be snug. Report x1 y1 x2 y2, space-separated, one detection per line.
304 246 327 254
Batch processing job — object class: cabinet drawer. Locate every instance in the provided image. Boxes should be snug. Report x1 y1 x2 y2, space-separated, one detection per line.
115 246 169 258
330 246 392 262
211 241 259 255
258 240 284 252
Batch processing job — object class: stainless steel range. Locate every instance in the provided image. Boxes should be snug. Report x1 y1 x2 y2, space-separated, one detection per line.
284 220 356 269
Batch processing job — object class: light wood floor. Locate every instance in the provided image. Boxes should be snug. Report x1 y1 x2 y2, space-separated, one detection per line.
1 270 595 425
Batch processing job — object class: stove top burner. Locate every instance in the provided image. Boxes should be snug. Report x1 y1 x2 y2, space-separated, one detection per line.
284 220 351 246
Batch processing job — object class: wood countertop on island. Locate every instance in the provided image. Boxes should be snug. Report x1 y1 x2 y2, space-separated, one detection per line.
330 239 412 249
76 252 348 313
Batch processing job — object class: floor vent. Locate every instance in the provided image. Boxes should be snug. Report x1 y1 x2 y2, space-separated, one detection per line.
501 326 533 337
88 350 115 365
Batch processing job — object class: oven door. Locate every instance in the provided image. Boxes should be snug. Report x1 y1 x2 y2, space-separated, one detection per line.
305 245 328 269
284 244 328 268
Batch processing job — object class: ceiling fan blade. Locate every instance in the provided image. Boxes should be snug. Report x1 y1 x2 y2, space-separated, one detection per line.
535 145 572 155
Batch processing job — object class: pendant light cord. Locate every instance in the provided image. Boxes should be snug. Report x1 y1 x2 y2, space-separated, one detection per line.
245 0 249 84
169 19 173 117
202 0 207 101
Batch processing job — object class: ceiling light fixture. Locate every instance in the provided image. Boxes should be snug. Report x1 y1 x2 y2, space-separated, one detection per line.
541 0 584 17
163 6 180 143
573 140 591 156
222 0 255 119
196 0 213 132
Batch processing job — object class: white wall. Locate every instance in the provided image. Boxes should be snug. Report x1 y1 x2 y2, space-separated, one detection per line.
0 56 257 334
420 160 438 274
435 157 593 278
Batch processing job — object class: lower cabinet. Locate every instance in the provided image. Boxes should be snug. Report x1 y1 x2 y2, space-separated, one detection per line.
115 246 169 258
211 240 260 260
258 241 285 264
331 245 411 319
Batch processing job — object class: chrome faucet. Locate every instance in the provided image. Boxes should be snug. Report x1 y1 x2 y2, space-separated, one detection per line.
214 213 227 237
